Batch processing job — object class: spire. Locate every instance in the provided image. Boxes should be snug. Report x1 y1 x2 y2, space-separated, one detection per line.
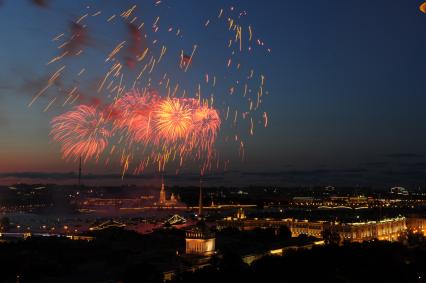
78 156 82 186
159 174 166 205
161 173 164 187
198 178 203 217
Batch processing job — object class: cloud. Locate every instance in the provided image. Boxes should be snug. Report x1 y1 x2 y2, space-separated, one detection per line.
339 168 368 174
242 168 367 178
385 153 423 159
403 162 426 169
0 172 76 180
0 171 227 182
362 161 389 168
0 113 8 126
1 166 425 188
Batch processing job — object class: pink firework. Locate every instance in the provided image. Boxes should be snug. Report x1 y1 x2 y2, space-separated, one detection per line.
188 105 221 169
112 90 159 143
192 105 221 144
50 105 111 163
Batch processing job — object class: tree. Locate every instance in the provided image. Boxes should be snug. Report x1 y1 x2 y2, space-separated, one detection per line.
218 249 248 273
278 225 292 240
0 216 10 232
321 228 341 245
406 230 425 246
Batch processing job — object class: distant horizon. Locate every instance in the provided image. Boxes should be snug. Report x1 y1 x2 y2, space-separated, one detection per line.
2 1 426 188
1 170 425 190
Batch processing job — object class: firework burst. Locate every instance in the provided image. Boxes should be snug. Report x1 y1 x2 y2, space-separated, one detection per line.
153 98 193 142
112 90 159 143
38 2 270 176
50 105 111 163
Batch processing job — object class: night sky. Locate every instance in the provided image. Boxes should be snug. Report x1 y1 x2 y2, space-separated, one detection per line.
1 0 426 188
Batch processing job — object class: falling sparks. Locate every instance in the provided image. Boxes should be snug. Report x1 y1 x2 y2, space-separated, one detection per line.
107 15 116 22
51 105 111 163
29 65 66 107
106 41 126 62
32 2 271 176
218 9 223 18
43 97 56 112
184 44 198 72
76 13 88 24
263 112 268 128
121 5 137 19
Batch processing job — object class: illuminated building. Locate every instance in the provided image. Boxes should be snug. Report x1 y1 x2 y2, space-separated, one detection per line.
66 235 94 241
159 181 167 205
390 187 409 196
292 197 315 204
155 178 179 207
185 222 215 256
236 208 246 220
217 217 407 243
337 217 406 242
406 216 426 235
290 220 325 238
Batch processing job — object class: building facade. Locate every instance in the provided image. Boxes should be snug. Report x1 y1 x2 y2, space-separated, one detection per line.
185 224 216 256
156 180 179 207
406 216 426 236
217 217 406 243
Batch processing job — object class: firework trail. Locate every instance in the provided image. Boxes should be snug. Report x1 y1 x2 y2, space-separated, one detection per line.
34 2 271 176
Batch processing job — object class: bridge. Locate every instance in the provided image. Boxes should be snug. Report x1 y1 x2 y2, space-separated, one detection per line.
0 232 94 241
165 214 186 225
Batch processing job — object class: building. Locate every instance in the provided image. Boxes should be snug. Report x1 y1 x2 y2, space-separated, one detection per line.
406 216 426 236
185 222 216 256
236 207 246 220
156 179 179 207
217 217 407 243
292 197 315 205
390 187 409 196
337 217 406 242
290 220 326 238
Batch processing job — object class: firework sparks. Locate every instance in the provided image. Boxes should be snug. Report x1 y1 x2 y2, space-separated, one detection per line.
36 1 270 176
153 98 193 142
50 105 111 163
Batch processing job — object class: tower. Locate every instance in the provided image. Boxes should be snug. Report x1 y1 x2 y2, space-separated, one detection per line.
159 176 166 205
198 179 203 217
185 222 215 256
78 156 82 186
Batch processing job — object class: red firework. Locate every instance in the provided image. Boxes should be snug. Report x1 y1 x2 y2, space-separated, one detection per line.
50 105 111 163
112 90 159 143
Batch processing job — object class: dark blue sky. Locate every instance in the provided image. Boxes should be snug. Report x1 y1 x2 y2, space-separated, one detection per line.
1 0 426 187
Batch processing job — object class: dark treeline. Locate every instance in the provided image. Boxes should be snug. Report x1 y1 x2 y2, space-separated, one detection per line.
173 241 426 283
0 228 183 282
0 227 424 282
